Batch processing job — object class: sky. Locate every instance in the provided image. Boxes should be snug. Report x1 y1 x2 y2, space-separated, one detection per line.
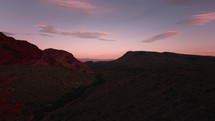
0 0 215 59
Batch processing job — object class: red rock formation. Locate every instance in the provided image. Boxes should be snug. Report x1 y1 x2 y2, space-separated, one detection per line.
0 76 25 121
35 48 91 72
0 32 42 64
0 32 91 72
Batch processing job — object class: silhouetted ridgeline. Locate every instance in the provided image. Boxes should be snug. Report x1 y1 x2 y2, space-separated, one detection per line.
42 51 215 121
115 51 215 66
1 32 215 121
0 32 91 72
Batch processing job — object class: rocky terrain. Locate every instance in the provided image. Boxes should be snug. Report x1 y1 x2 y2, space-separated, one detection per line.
42 51 215 121
0 32 42 65
0 33 93 120
0 32 90 73
0 32 215 121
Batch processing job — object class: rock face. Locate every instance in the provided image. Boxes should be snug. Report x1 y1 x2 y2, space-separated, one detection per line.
0 32 92 121
0 32 42 64
0 32 90 72
35 49 91 72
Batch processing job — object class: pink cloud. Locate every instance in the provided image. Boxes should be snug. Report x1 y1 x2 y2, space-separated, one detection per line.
181 12 215 25
168 0 215 5
38 33 53 37
143 31 180 43
47 0 96 14
37 25 59 33
37 24 115 41
2 31 16 36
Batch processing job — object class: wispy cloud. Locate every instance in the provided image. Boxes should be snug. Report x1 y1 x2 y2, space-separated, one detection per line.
39 33 53 37
24 33 53 37
143 32 180 43
181 12 215 25
2 31 16 36
24 33 35 35
37 24 59 33
37 24 115 41
46 0 96 14
168 0 215 5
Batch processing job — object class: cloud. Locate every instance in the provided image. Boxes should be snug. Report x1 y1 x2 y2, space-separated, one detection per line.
37 24 115 41
37 24 59 33
143 32 180 43
181 12 215 25
168 0 215 5
38 33 53 37
46 0 96 14
2 31 16 36
24 33 53 37
24 33 35 35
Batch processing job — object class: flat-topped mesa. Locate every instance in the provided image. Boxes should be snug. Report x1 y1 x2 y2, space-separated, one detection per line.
115 51 215 66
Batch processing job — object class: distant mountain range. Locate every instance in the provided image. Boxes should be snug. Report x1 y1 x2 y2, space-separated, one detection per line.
79 58 113 62
1 32 214 69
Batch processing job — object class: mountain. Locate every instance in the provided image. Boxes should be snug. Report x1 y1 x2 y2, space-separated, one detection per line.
1 32 215 121
0 32 93 121
79 58 113 62
0 32 42 64
35 48 91 72
41 51 215 121
0 32 90 72
115 51 215 66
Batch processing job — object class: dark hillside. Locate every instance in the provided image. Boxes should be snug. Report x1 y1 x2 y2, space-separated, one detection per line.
42 51 215 121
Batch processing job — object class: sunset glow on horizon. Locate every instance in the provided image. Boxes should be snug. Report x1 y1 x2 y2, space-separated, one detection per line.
1 0 215 59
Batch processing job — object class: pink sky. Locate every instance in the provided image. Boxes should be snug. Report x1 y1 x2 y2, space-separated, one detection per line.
1 0 215 59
